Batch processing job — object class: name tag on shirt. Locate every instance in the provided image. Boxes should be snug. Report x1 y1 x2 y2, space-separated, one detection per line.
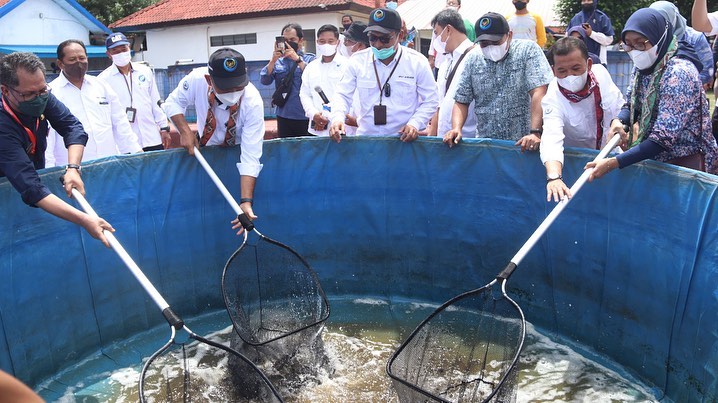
126 107 137 123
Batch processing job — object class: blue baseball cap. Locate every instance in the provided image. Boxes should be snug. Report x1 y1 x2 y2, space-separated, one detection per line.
106 32 130 49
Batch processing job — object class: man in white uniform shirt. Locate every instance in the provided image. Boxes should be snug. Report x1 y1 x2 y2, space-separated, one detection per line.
329 8 439 142
299 24 347 136
428 9 477 139
98 32 171 151
46 39 142 167
163 48 264 222
541 37 624 202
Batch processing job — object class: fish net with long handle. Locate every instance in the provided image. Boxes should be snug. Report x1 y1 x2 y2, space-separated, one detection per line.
222 229 330 351
65 185 284 403
387 281 525 402
388 135 622 402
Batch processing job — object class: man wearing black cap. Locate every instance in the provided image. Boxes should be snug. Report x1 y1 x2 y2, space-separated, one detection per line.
98 32 171 152
163 47 265 223
329 8 438 142
444 12 552 152
343 21 370 57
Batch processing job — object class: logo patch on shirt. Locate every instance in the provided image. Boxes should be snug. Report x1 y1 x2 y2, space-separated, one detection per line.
138 74 146 82
182 81 189 90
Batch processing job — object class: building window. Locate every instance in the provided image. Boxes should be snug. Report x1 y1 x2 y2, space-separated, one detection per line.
209 33 257 47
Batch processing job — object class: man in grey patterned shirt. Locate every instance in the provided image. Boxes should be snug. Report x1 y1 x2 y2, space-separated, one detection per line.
444 12 552 152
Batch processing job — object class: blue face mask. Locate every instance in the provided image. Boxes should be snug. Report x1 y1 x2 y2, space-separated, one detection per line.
386 1 398 9
371 45 397 60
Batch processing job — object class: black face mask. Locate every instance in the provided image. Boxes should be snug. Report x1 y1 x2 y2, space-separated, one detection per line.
62 61 88 81
287 41 300 52
343 23 352 31
514 1 527 10
581 3 595 13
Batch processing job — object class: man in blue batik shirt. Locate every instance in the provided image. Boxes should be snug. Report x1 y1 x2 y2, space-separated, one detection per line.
261 23 316 138
567 0 614 65
0 52 113 246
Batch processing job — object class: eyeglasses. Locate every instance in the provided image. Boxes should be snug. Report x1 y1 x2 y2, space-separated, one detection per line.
8 85 50 102
368 34 394 45
620 39 651 52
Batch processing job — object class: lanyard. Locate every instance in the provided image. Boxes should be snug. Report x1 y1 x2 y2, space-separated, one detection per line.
1 96 39 155
120 67 133 107
372 47 403 105
444 45 475 93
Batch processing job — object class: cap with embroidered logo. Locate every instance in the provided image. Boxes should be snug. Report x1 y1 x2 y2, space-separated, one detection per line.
475 12 510 42
207 48 248 91
105 32 130 49
364 8 402 35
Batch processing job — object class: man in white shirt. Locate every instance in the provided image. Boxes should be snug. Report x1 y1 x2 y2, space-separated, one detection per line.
163 48 264 222
329 8 439 142
428 9 476 139
299 24 347 137
98 32 171 151
541 37 624 202
46 40 142 167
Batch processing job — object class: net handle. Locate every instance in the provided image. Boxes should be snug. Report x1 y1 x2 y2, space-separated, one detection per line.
70 188 184 329
192 147 255 231
499 134 621 279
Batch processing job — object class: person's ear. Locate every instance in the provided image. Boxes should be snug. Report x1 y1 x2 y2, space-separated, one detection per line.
204 74 213 88
587 57 593 71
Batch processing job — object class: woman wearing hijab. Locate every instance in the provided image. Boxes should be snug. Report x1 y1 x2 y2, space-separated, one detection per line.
587 8 718 178
651 1 714 85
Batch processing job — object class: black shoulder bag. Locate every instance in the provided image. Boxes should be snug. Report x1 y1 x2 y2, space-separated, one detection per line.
271 61 299 107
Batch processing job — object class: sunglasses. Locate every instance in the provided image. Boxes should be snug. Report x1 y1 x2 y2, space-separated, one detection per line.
368 34 395 45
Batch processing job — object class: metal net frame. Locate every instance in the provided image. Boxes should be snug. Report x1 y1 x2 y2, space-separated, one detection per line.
387 281 526 403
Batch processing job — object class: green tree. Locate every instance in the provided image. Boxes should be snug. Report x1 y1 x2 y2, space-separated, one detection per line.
555 0 718 41
78 0 157 26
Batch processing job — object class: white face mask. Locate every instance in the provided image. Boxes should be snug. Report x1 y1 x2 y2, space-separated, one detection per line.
317 43 338 58
481 41 509 62
215 89 244 105
433 27 449 55
557 70 588 92
628 26 668 70
111 51 132 67
446 5 458 10
628 48 659 70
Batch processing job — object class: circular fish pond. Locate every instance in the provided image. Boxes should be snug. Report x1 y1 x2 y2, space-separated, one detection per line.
1 138 717 402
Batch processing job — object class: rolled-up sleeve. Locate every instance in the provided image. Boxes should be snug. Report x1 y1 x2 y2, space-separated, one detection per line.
0 130 50 206
237 91 265 177
163 74 194 118
540 90 567 165
259 63 275 86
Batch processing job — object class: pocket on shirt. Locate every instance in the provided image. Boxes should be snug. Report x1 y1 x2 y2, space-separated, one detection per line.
393 78 415 101
357 79 377 103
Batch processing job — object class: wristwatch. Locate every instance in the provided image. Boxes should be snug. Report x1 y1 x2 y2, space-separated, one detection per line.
530 128 543 136
64 163 81 174
546 173 562 182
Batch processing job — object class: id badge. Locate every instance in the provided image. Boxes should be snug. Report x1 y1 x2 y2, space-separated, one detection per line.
126 107 137 123
373 104 387 126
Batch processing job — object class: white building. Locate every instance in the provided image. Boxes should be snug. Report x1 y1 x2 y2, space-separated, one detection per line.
110 0 386 68
0 0 112 70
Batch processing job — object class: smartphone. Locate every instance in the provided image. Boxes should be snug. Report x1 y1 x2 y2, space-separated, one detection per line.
275 36 286 50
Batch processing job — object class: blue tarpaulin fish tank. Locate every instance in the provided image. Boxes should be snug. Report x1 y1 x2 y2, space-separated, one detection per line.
0 138 716 401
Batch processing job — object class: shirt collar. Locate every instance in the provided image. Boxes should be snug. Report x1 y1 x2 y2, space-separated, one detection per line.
450 39 475 60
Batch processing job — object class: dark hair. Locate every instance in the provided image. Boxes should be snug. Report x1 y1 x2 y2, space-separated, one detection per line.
0 52 45 87
431 9 467 35
57 39 87 60
548 37 589 65
281 23 304 39
317 24 340 39
342 14 353 21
